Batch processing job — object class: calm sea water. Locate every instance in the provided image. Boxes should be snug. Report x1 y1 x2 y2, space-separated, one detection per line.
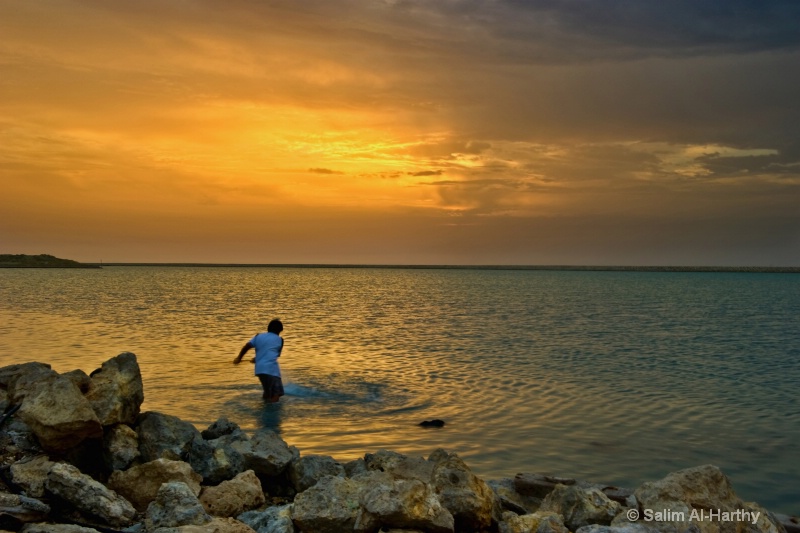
0 267 798 513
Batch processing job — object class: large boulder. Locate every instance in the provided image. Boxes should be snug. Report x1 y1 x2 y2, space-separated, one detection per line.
0 363 52 398
145 481 212 531
429 449 501 531
85 353 144 426
103 423 140 471
189 431 248 485
45 463 135 528
538 484 621 531
199 470 265 518
137 411 202 462
107 458 202 512
359 474 455 533
628 465 785 533
289 454 345 492
364 449 434 483
10 456 55 499
15 372 102 453
233 429 298 478
291 475 368 533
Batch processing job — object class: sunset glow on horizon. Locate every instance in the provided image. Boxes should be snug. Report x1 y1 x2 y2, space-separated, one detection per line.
2 1 799 265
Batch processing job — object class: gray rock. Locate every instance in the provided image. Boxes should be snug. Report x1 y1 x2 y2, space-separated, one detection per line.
538 484 621 531
45 462 136 528
108 458 202 512
360 475 454 533
15 372 102 453
429 449 501 531
237 505 295 533
233 429 298 477
0 362 52 399
61 369 91 393
291 475 367 533
85 353 144 427
145 482 212 531
188 432 247 485
10 456 55 499
289 454 345 492
488 478 540 515
364 450 434 483
103 423 141 471
199 470 265 518
201 417 241 440
0 492 51 523
576 525 667 533
344 458 368 478
137 411 202 462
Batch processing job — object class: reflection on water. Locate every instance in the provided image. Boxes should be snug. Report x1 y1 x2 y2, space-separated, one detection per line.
0 267 798 514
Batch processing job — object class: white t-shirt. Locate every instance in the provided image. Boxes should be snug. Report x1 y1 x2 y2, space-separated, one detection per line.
249 332 283 377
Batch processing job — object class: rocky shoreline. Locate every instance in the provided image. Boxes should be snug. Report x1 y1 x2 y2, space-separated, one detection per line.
1 354 797 533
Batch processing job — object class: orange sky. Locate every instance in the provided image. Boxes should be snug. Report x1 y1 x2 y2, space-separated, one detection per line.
2 1 799 265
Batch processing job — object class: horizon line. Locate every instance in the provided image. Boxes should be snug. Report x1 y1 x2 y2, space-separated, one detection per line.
91 263 800 273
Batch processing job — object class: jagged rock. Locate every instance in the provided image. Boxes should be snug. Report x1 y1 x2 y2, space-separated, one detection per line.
188 432 247 485
0 363 52 400
233 429 298 477
628 464 784 533
199 470 265 518
12 370 102 453
364 450 434 483
359 474 454 533
61 369 91 393
137 412 201 462
108 458 202 512
85 353 144 427
237 504 294 533
538 484 621 531
103 423 141 471
289 454 345 492
429 449 500 531
145 482 212 531
201 418 241 440
488 478 541 515
20 523 102 533
0 492 51 523
291 475 367 533
498 510 569 533
152 517 257 533
45 462 135 528
10 456 55 499
0 413 42 456
344 458 368 478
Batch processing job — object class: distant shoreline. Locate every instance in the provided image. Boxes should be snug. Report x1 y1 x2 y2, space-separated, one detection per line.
87 263 800 273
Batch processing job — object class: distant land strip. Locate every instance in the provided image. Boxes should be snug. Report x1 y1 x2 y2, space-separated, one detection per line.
92 263 800 273
0 254 100 268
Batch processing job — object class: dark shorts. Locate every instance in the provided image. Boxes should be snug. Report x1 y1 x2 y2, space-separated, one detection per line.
257 374 285 400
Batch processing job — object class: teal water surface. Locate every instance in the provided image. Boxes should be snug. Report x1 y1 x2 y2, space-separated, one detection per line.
0 267 797 513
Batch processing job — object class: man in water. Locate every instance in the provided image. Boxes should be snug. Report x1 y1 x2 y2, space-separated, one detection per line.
234 318 285 402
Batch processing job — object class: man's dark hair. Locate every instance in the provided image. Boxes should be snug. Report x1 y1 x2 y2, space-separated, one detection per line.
267 318 283 334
